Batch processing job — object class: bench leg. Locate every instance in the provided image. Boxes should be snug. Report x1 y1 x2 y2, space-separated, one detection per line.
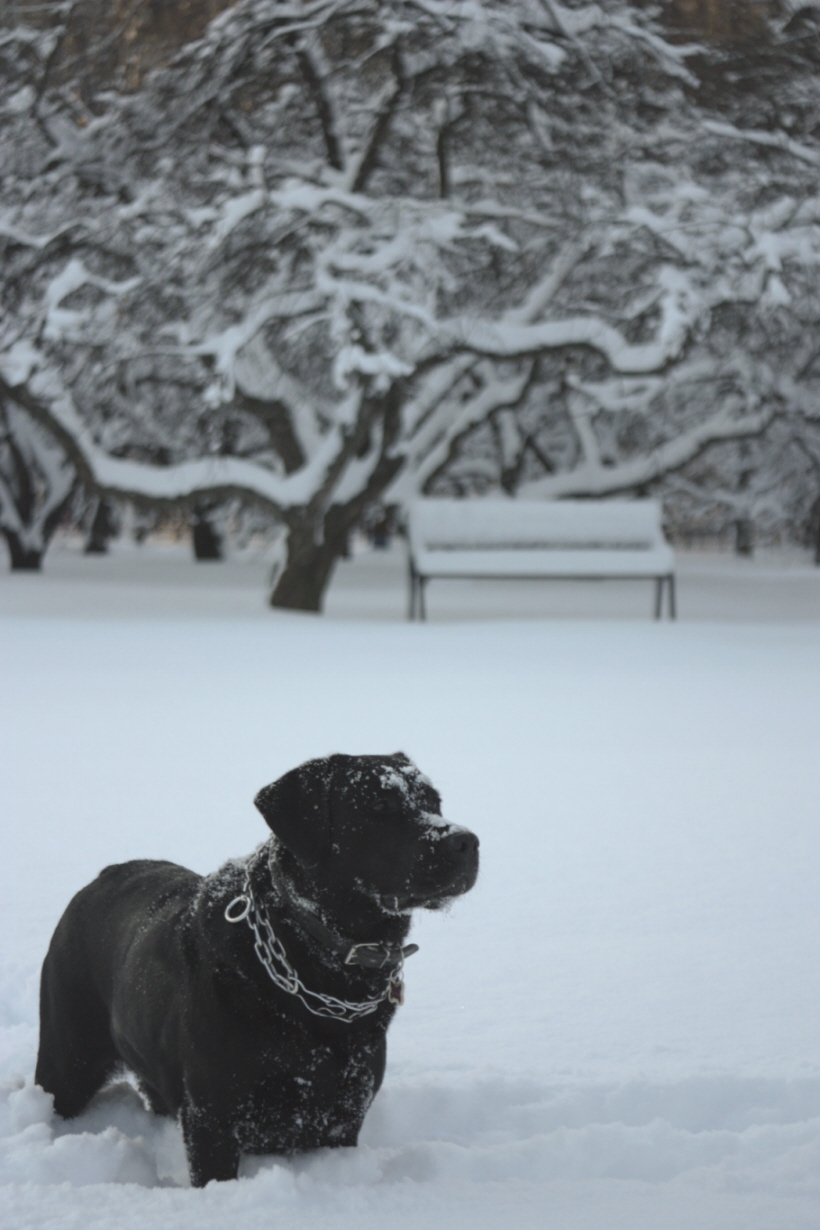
407 566 428 621
408 564 416 621
654 575 677 620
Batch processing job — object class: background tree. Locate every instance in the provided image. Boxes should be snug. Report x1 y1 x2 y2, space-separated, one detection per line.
0 394 76 570
1 1 818 601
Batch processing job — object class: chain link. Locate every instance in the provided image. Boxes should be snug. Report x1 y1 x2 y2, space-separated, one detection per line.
224 873 403 1023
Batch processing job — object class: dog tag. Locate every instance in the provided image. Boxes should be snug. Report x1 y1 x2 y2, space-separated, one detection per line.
387 975 404 1006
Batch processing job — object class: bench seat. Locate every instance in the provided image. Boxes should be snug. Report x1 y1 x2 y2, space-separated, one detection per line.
407 499 676 619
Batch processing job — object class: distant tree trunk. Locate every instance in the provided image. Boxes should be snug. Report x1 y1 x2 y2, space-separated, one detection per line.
268 423 405 611
2 529 42 570
733 516 754 556
733 459 754 556
269 515 346 612
808 495 820 565
269 491 379 611
84 498 118 554
191 502 223 561
369 509 391 548
1 402 76 571
269 549 337 611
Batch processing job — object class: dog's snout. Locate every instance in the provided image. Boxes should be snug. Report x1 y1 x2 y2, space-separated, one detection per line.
443 829 479 858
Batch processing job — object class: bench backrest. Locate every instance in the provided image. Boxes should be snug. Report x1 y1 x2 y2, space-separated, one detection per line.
409 499 666 553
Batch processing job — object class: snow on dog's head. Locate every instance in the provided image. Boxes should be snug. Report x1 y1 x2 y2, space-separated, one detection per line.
255 752 479 913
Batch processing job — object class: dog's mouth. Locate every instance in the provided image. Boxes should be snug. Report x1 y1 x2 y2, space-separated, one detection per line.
377 891 436 913
377 871 477 914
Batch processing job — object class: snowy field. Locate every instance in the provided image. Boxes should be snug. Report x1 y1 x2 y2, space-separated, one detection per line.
2 539 820 1229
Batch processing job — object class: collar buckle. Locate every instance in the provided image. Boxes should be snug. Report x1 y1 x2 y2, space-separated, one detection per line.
345 941 420 969
345 941 398 969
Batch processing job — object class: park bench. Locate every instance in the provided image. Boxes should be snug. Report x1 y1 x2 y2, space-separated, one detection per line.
407 498 676 620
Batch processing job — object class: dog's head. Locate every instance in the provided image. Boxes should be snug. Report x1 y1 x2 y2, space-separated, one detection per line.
254 753 478 914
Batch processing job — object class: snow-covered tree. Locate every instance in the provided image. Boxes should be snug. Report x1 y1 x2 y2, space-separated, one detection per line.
0 395 76 570
1 2 818 603
426 133 820 518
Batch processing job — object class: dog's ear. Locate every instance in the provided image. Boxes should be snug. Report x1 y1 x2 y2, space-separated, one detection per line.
254 758 334 865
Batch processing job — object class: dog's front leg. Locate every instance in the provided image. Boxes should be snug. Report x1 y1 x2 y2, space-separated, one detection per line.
181 1097 240 1186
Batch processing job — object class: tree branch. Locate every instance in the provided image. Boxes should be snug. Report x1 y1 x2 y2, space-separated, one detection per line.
519 404 779 500
297 44 344 172
702 119 820 168
0 366 348 514
348 41 406 194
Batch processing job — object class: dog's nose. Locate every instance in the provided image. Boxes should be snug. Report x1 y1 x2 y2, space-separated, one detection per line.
442 829 479 859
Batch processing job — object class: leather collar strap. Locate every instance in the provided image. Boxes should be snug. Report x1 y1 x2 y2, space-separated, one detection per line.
264 849 419 970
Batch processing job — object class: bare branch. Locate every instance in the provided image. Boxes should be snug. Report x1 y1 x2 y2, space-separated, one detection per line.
348 41 406 194
297 43 344 172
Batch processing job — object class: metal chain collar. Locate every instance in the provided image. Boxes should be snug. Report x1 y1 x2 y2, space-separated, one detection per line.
224 868 405 1024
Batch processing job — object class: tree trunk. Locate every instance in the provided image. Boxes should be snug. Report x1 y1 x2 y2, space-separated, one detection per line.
733 516 754 556
269 515 347 611
267 414 404 611
808 495 820 565
3 530 42 571
85 498 117 554
269 542 338 611
192 502 223 561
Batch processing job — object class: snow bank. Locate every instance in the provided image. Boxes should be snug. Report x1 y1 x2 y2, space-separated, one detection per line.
3 1070 820 1228
1 609 819 1228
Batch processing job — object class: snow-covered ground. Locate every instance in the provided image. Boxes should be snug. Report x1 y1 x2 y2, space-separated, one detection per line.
1 533 819 623
2 539 819 1228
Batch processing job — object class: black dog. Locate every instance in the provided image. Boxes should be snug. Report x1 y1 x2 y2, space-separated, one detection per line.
35 753 479 1186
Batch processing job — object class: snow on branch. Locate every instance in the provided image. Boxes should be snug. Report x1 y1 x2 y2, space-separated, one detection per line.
0 362 351 513
435 267 698 375
519 404 778 500
397 363 536 498
41 259 141 342
702 120 820 169
0 217 75 250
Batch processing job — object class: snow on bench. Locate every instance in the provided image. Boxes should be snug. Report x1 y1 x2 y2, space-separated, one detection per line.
407 498 676 620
